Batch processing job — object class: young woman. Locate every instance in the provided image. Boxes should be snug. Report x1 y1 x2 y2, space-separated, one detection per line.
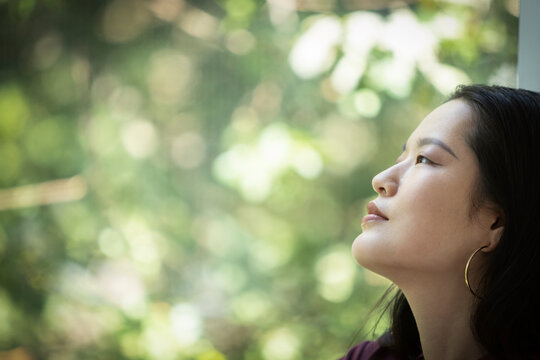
341 85 540 360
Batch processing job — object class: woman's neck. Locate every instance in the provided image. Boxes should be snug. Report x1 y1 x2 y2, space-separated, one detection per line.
398 275 486 360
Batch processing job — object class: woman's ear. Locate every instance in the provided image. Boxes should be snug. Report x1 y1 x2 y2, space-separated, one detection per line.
490 215 504 230
483 215 504 252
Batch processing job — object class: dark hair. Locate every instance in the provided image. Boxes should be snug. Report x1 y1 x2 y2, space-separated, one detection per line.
372 85 540 359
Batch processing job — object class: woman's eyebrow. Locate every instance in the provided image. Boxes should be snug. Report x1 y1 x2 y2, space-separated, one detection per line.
402 137 459 159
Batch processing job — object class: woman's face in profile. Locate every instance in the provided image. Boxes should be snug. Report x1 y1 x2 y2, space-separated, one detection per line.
352 99 497 285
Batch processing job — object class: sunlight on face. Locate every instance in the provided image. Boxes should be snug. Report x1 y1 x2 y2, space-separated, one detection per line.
352 100 494 285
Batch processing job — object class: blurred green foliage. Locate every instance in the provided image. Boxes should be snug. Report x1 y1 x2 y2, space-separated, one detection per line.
0 0 518 359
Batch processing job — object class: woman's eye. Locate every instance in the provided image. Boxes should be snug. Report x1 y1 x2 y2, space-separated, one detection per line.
395 154 434 165
415 155 432 165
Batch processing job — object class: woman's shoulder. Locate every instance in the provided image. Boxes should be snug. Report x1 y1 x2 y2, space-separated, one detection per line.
339 340 399 360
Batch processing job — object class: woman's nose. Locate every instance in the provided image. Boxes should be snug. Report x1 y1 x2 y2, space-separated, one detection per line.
371 167 398 197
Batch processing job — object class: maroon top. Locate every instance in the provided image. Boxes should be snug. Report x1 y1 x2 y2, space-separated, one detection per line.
339 341 390 360
340 341 493 360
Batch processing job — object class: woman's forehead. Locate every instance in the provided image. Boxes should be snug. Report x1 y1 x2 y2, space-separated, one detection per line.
408 100 473 147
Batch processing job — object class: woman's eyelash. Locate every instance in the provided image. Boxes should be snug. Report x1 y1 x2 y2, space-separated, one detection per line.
394 154 432 165
415 155 432 164
394 154 434 165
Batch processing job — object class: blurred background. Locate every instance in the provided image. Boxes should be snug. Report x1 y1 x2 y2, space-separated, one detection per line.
0 0 518 359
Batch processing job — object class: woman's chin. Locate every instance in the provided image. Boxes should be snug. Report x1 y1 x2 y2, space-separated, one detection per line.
351 233 378 268
352 233 395 276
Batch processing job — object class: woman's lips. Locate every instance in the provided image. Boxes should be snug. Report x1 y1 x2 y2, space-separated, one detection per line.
366 201 388 220
361 214 389 224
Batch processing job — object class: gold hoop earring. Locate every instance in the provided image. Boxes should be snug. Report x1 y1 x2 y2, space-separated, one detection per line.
464 245 488 298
